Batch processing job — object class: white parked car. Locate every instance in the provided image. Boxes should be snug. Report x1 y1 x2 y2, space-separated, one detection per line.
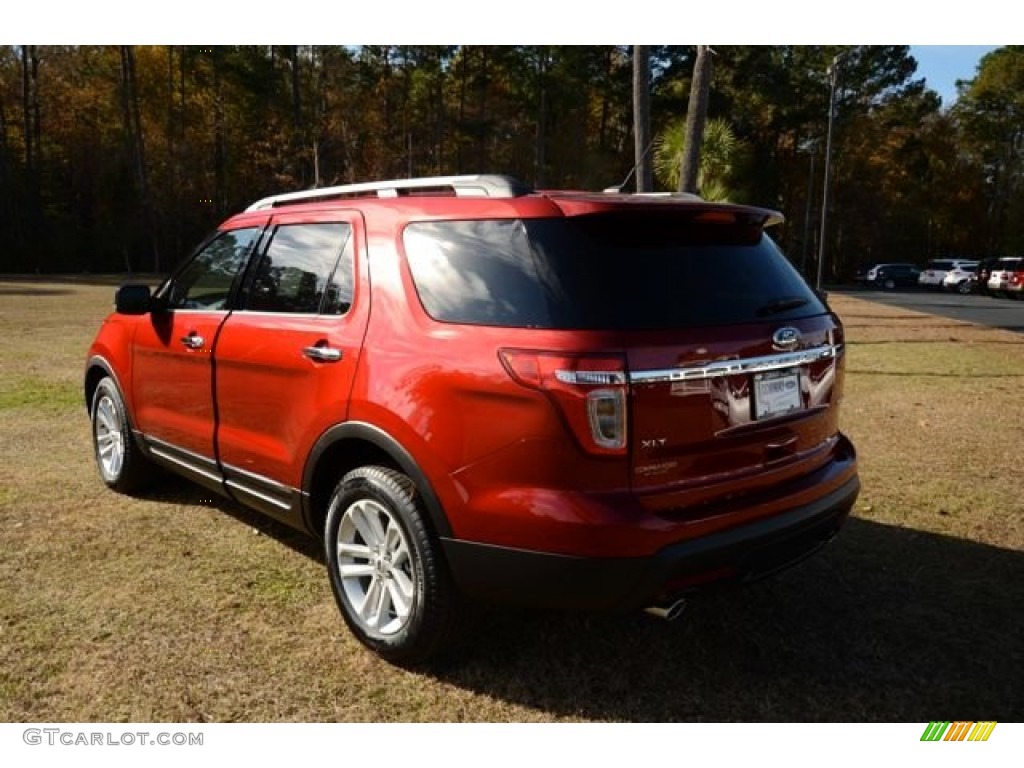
941 263 979 294
987 257 1024 297
918 258 977 289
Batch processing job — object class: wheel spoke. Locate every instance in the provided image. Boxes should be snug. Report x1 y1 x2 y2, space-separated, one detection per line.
374 576 392 626
338 563 375 579
350 502 381 547
360 575 383 627
389 569 414 615
390 538 410 570
338 542 372 559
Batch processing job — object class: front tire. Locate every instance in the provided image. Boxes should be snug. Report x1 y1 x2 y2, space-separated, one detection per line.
883 278 896 290
324 466 461 665
90 377 154 493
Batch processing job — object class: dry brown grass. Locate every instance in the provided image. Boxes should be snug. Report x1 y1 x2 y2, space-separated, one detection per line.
1 282 1021 722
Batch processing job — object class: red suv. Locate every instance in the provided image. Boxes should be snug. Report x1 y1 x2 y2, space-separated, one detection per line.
85 175 859 663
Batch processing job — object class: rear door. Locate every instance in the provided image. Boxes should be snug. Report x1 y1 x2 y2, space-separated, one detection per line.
212 210 369 522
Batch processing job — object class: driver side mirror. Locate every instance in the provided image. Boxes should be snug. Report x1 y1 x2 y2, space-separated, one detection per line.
114 283 153 315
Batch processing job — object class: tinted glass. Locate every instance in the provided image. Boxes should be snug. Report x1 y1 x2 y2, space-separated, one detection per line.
322 235 355 315
164 228 260 310
246 223 351 314
404 217 826 330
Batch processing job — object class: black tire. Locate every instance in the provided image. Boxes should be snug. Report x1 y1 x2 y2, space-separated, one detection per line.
324 466 462 665
957 280 972 295
883 278 896 290
90 376 154 493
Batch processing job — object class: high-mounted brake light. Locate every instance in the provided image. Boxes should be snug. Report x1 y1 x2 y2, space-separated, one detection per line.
499 349 628 456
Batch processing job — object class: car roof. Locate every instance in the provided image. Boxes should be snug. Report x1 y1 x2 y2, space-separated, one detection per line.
235 174 786 229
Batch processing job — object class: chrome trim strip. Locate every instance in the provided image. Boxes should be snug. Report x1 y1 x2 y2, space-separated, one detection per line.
221 461 298 513
629 344 842 385
147 444 223 484
221 461 295 496
225 479 293 511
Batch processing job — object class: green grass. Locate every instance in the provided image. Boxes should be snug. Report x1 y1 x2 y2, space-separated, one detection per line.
0 280 1021 722
0 376 81 412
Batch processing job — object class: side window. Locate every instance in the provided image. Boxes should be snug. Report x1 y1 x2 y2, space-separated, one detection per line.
165 228 260 310
245 222 352 314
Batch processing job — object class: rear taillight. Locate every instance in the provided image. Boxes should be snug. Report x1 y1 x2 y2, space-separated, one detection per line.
499 349 628 455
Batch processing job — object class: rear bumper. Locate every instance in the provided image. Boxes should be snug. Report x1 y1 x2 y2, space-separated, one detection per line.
441 473 859 611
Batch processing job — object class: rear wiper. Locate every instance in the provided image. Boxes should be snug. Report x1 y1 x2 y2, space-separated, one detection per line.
755 297 809 317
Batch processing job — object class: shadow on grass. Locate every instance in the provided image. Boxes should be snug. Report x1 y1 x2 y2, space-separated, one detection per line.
142 478 1023 721
144 477 324 564
424 518 1022 721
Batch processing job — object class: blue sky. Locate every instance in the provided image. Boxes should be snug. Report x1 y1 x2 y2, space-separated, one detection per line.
909 46 998 106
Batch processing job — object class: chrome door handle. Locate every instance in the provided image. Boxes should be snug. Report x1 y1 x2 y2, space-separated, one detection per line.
180 333 205 349
303 345 342 363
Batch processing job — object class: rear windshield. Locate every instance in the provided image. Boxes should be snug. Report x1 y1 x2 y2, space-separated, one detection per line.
402 216 826 330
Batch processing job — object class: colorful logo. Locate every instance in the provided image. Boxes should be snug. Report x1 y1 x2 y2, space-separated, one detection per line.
921 722 997 742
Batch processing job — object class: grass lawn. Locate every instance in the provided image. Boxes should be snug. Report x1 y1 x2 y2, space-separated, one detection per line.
1 280 1021 721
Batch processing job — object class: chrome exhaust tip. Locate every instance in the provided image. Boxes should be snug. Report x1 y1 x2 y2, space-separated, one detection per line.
643 598 687 622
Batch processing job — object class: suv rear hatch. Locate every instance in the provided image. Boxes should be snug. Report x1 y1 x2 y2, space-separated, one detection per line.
526 206 843 514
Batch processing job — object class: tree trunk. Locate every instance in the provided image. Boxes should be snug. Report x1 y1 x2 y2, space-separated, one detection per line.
21 46 41 271
534 47 548 188
632 45 653 192
680 45 712 194
120 46 159 273
213 47 226 215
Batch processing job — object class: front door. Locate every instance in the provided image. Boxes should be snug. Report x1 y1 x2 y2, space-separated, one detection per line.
131 225 264 488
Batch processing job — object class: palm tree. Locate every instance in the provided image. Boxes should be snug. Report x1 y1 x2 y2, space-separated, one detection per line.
653 117 745 201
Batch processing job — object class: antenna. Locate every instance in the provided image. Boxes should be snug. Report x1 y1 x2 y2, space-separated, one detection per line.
605 139 656 194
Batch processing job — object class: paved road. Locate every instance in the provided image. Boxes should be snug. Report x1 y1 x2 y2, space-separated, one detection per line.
831 288 1024 332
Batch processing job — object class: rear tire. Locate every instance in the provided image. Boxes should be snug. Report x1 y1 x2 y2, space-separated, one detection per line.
90 376 154 493
883 278 895 290
324 466 462 665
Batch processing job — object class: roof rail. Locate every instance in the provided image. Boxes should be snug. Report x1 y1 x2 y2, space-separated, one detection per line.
246 174 533 211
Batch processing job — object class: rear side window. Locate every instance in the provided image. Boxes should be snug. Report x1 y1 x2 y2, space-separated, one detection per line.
245 223 352 314
403 217 825 330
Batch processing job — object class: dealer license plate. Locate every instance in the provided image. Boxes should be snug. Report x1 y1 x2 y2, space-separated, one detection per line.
753 368 802 420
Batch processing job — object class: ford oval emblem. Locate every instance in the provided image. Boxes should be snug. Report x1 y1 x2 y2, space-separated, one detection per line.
772 327 801 350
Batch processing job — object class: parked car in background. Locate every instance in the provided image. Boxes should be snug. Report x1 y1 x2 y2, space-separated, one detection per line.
975 258 1001 295
942 263 979 294
857 262 921 289
1007 259 1024 299
988 257 1024 298
918 258 977 289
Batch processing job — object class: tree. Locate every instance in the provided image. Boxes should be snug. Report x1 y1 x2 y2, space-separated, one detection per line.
953 46 1024 254
632 45 652 192
654 117 745 200
679 45 712 194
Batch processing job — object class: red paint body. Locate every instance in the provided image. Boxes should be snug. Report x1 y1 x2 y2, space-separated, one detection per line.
86 185 858 608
